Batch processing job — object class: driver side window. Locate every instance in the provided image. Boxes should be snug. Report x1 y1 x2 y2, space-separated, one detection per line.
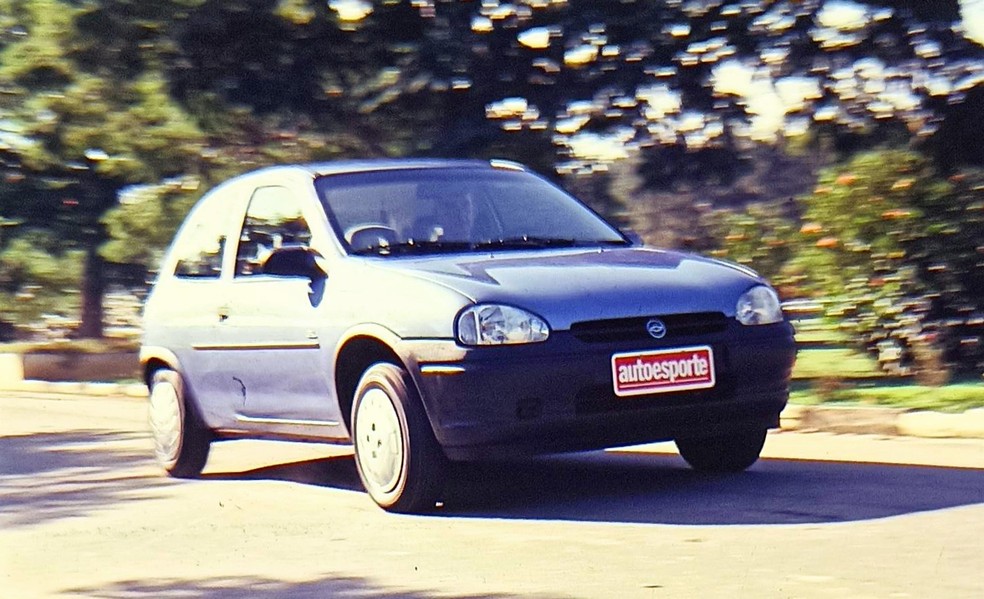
235 186 312 277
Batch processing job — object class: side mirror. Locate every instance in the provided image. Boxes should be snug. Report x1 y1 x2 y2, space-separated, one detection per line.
262 246 328 280
623 230 644 246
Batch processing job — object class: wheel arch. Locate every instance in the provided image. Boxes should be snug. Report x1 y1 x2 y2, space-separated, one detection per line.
139 346 183 387
334 329 407 432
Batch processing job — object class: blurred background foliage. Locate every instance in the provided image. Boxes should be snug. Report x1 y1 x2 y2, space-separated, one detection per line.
0 0 982 379
708 149 984 381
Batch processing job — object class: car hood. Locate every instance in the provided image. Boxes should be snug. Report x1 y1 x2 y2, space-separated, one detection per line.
377 247 762 330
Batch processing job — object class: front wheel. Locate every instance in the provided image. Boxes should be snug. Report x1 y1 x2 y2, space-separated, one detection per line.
675 429 768 473
351 362 447 513
148 369 211 478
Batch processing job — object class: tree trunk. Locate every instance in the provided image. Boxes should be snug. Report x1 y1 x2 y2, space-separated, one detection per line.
77 244 105 339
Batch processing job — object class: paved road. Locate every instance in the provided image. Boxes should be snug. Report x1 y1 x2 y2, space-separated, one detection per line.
1 394 982 598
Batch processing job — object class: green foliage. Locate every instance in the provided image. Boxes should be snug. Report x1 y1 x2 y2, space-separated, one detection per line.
704 200 799 292
0 0 207 336
908 170 984 313
797 151 984 379
710 148 984 378
13 71 204 181
99 179 200 269
1 0 982 342
795 150 942 296
790 384 984 413
792 348 881 380
0 230 83 326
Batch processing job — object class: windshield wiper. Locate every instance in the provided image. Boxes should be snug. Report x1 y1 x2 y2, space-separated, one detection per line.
350 240 475 256
351 237 630 256
472 237 629 250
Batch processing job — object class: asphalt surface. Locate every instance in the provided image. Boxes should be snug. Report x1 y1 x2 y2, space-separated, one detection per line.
1 393 983 598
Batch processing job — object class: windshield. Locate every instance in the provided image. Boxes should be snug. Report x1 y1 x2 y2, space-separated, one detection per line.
315 167 628 256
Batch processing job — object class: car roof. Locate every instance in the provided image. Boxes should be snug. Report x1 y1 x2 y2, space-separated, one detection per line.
197 159 531 202
294 158 528 178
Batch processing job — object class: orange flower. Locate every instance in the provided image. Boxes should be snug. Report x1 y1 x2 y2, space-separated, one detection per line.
835 173 857 186
800 223 823 234
816 237 839 249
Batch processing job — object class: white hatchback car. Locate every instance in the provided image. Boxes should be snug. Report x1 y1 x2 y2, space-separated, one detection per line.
141 159 797 512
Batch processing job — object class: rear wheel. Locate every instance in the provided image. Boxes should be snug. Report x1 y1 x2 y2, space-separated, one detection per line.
351 362 447 512
675 429 767 473
148 369 211 478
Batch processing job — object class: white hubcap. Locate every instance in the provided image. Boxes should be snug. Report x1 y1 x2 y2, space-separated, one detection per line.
355 387 404 494
149 381 182 464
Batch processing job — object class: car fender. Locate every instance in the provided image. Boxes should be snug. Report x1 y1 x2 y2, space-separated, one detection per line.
139 346 183 384
333 322 406 360
331 322 461 440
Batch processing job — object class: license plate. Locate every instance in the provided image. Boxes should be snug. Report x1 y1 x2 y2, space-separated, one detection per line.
611 346 716 397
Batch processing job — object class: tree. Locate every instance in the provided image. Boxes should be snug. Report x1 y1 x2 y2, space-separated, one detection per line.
2 0 982 340
0 231 83 337
703 199 800 292
0 0 205 337
794 149 984 380
712 147 983 379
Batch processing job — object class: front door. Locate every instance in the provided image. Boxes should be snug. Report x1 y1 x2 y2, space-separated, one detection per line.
211 184 340 428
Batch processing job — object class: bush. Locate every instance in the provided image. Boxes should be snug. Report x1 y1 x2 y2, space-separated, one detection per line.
0 231 84 332
707 149 984 379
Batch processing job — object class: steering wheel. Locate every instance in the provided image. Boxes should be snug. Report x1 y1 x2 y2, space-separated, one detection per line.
345 224 399 252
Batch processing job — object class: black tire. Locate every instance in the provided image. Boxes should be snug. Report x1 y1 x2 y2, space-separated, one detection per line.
675 429 768 473
351 362 447 513
148 369 211 478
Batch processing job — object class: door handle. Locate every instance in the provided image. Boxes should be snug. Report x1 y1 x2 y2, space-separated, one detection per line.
217 305 230 322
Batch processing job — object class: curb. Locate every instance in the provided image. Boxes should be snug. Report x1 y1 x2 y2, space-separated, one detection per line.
780 404 984 440
2 381 984 440
0 380 147 399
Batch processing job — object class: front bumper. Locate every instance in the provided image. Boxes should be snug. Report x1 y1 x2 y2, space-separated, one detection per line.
402 322 796 460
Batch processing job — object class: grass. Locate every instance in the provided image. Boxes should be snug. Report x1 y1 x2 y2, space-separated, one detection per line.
792 348 882 380
790 383 984 413
790 326 851 346
792 344 984 412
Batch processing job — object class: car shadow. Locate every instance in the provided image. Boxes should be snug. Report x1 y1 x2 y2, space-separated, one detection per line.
440 451 984 524
201 453 364 492
0 429 174 528
63 574 558 599
199 447 984 526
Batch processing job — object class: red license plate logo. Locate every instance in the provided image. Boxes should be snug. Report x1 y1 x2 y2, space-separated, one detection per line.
611 346 715 397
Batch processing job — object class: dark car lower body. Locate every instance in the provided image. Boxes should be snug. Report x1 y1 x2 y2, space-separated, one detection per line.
406 321 797 460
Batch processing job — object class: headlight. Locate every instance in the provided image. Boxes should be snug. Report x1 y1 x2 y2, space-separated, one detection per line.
456 304 550 346
736 286 784 325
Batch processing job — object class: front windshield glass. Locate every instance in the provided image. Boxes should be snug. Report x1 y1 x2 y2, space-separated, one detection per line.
315 166 628 256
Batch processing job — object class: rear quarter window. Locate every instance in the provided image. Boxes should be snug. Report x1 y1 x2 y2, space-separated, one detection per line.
171 193 236 279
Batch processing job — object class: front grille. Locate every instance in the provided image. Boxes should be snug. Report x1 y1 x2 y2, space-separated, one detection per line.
573 383 726 415
569 312 728 343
